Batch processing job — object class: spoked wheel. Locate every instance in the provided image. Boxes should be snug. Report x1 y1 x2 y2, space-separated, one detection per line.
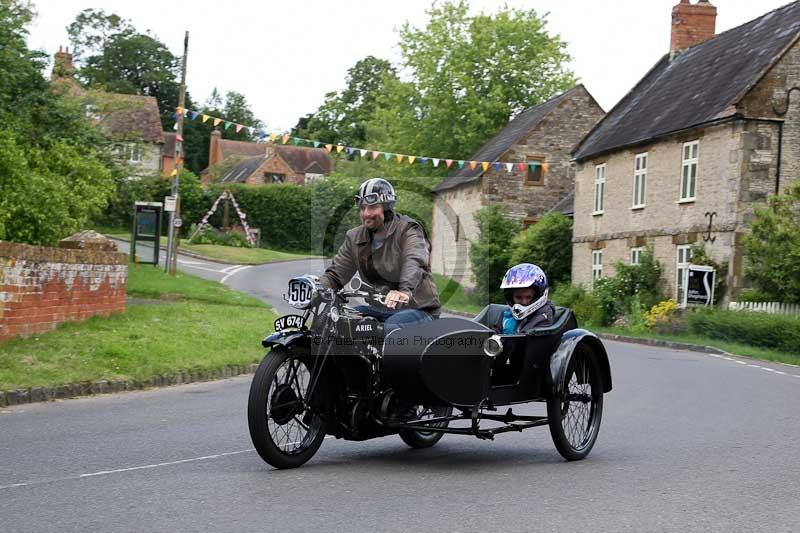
399 406 452 449
547 345 604 461
248 348 326 469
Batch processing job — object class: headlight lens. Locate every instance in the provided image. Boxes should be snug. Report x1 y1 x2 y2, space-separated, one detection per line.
483 334 503 358
284 275 319 309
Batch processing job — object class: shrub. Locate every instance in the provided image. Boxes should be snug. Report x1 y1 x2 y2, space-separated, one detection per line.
188 225 251 247
468 205 521 305
593 248 664 326
687 308 800 355
743 181 800 303
550 284 600 326
734 289 774 303
509 212 572 288
645 299 682 334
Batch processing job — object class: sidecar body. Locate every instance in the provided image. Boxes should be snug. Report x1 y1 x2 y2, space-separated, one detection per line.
382 305 612 409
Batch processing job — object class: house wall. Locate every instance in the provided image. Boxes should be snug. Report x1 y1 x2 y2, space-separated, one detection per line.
127 143 162 178
431 86 604 289
738 38 800 193
572 119 781 300
431 182 482 288
482 86 605 222
0 240 127 341
246 155 304 185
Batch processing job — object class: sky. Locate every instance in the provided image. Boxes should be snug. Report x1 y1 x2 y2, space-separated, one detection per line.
26 0 793 133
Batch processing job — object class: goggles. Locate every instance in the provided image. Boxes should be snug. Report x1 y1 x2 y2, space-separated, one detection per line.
354 192 394 207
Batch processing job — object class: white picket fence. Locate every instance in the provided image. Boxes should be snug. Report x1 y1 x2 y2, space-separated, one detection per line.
728 301 800 316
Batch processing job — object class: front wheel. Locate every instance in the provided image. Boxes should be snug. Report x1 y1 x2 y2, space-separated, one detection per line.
399 406 453 449
547 345 604 461
248 347 326 469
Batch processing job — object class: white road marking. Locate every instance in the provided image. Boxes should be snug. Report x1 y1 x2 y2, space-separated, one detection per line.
0 436 336 491
179 263 228 274
176 259 205 265
220 264 243 273
79 449 255 478
221 265 251 283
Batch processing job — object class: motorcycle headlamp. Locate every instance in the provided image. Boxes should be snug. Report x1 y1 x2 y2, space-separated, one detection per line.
284 275 320 310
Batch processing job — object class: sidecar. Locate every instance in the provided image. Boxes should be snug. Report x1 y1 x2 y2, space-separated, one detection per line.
382 305 612 460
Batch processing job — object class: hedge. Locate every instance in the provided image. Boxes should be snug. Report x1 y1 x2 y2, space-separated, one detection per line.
686 308 800 355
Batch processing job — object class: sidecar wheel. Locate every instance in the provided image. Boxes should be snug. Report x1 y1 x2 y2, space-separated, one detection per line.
547 344 604 461
399 406 452 449
248 347 326 469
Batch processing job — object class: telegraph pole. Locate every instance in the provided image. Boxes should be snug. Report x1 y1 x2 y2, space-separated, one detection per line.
167 31 189 275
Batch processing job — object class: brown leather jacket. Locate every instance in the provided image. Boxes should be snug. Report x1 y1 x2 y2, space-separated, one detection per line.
319 213 441 315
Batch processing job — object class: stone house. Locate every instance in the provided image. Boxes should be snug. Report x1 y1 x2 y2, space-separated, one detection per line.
202 130 333 185
51 47 166 178
430 85 605 287
571 0 800 303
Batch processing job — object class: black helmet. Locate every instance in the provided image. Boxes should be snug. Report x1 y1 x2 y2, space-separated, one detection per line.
355 178 397 211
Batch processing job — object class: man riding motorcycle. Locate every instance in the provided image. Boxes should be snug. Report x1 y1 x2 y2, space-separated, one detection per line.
319 178 440 334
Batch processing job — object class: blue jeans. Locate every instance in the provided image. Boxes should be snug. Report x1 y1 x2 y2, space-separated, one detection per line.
353 305 433 335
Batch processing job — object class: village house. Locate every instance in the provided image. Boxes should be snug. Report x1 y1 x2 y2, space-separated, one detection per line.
51 47 166 178
430 85 605 287
571 0 800 303
201 130 333 185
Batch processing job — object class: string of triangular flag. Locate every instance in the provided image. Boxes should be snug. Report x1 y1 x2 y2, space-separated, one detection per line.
170 106 548 175
189 189 256 246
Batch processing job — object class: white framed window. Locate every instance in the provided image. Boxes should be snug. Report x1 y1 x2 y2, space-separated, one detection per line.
680 141 699 201
114 143 142 163
593 164 606 214
592 249 603 281
630 246 645 265
632 152 647 208
676 244 693 303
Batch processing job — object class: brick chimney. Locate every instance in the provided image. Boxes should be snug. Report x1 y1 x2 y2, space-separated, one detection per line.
209 129 223 166
51 46 74 79
670 0 717 56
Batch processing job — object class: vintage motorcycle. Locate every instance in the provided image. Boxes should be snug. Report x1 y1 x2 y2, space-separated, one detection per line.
247 275 612 469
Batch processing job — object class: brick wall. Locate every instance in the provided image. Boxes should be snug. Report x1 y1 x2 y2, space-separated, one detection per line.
0 234 127 341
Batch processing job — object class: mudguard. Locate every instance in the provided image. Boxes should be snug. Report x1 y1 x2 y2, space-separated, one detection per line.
549 329 613 397
262 330 311 349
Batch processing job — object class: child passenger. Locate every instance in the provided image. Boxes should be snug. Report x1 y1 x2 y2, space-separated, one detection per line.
494 263 555 334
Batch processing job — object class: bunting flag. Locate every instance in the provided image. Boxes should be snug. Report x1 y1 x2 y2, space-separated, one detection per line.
176 134 184 142
174 106 551 177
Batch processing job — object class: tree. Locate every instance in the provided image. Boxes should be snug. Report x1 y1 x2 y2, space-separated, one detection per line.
0 0 115 245
510 213 573 287
65 8 134 61
368 0 576 160
68 9 180 128
293 56 398 146
744 182 800 303
468 205 521 305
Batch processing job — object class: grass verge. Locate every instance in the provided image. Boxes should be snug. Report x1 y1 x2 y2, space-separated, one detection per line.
595 326 800 367
434 274 484 316
0 263 276 390
104 230 318 265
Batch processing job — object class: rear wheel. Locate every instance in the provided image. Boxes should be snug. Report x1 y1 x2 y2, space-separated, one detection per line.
248 348 326 469
547 345 604 461
399 406 452 449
